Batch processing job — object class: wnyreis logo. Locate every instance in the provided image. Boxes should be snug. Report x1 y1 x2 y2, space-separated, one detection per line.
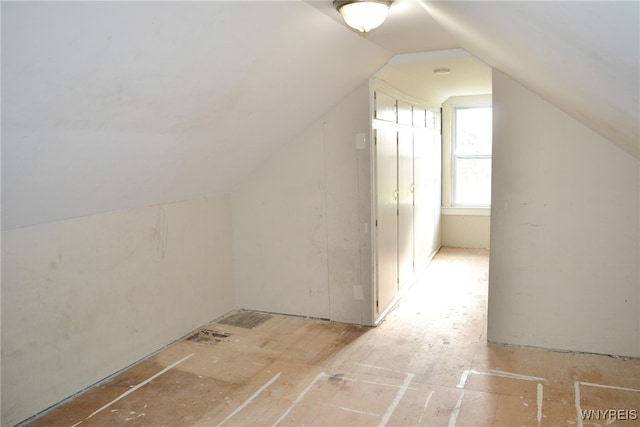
580 409 638 421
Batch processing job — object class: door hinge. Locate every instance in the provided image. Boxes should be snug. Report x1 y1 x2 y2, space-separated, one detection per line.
373 92 377 118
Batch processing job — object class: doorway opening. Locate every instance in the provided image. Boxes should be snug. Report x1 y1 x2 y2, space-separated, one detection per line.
370 50 492 324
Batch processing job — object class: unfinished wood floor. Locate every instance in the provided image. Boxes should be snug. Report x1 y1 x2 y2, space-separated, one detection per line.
28 248 639 426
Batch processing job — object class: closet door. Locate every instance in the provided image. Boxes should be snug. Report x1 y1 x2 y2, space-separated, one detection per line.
375 92 397 123
431 121 442 251
375 125 398 315
414 126 433 270
397 100 413 126
397 129 414 287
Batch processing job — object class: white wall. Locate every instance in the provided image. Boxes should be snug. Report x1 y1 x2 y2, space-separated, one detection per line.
440 210 490 249
488 71 640 357
1 196 236 426
324 86 373 324
232 85 372 325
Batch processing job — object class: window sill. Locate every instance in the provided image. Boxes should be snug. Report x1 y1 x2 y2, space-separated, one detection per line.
441 207 491 216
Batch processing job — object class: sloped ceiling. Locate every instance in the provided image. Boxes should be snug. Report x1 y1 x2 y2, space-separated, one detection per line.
420 0 640 159
3 1 638 230
2 1 393 229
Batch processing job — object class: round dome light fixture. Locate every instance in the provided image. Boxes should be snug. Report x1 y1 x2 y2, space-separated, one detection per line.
334 0 392 33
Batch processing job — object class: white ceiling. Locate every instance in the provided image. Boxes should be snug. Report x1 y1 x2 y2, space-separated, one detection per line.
376 50 492 105
2 1 638 229
421 0 639 159
310 0 490 106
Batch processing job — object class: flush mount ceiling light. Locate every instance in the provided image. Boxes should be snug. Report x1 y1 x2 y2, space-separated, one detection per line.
334 0 392 33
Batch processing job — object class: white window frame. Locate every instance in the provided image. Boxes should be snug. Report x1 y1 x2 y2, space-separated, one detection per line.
452 105 492 207
441 95 492 216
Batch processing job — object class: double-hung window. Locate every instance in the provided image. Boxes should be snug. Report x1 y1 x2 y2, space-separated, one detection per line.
452 106 492 206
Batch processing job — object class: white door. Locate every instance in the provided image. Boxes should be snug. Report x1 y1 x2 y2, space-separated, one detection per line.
397 129 414 287
375 124 398 316
414 126 433 270
431 125 442 251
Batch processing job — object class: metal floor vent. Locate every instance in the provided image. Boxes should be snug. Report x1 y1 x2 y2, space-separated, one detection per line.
218 311 273 329
187 329 231 345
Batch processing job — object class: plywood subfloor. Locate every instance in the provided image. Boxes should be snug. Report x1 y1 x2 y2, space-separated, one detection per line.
26 248 639 426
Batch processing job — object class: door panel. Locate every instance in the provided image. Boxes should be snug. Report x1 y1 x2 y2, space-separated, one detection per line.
375 125 398 315
432 125 442 250
375 92 397 123
414 127 433 270
413 107 426 128
397 100 413 126
398 129 414 287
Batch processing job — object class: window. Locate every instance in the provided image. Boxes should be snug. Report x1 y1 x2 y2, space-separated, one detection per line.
452 106 492 206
